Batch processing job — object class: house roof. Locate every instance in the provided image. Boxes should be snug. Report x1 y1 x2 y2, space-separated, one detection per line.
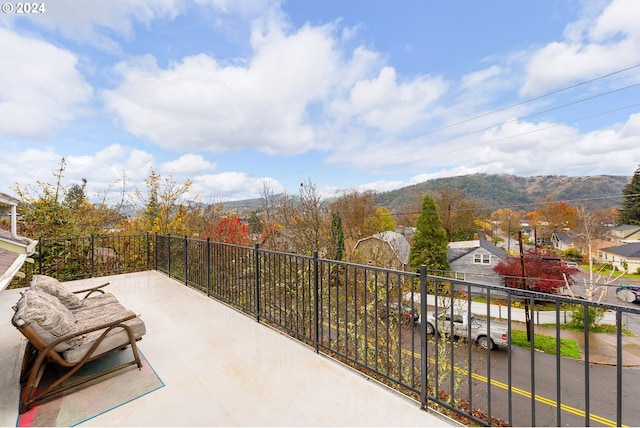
447 237 507 263
601 243 640 259
354 231 411 265
552 231 574 245
612 224 640 232
0 192 19 206
611 224 640 240
0 192 37 290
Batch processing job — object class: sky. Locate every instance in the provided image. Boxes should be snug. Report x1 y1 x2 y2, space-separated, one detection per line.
1 0 640 204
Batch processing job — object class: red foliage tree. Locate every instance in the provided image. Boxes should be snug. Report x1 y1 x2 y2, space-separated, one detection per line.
200 216 249 245
493 248 577 294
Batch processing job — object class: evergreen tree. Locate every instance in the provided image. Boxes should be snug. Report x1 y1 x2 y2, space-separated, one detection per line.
618 165 640 225
248 211 263 235
330 210 345 261
409 194 449 271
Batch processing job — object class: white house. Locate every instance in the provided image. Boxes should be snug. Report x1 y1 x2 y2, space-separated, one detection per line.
600 243 640 274
610 225 640 245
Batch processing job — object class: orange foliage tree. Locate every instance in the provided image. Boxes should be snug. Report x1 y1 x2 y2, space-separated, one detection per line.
201 216 249 245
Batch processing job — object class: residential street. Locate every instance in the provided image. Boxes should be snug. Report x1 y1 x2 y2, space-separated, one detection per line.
407 326 640 426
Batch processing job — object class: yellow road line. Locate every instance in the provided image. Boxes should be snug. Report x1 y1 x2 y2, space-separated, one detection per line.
325 320 621 426
400 347 622 427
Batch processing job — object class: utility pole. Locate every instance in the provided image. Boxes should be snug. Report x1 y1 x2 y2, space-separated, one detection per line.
519 231 532 342
507 215 511 254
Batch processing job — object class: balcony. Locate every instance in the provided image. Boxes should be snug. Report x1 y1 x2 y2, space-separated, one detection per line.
3 234 640 426
0 270 452 426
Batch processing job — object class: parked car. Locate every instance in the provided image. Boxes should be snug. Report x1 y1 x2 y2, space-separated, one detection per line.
423 311 509 350
616 284 640 303
379 301 420 326
565 261 579 269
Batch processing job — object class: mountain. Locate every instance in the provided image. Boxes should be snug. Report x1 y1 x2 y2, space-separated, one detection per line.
223 174 630 218
372 174 630 212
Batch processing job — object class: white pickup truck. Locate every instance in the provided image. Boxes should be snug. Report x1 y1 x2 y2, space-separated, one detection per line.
423 312 509 350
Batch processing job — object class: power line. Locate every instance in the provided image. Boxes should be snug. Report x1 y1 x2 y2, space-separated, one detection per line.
358 63 640 157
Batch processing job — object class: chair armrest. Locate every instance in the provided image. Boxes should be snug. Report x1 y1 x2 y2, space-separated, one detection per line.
42 312 138 354
72 282 110 298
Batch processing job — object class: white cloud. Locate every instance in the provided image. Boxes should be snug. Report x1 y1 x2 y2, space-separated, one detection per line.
192 172 284 200
2 144 155 203
1 0 182 51
103 20 343 155
521 0 640 96
344 66 448 132
161 154 217 175
0 28 92 139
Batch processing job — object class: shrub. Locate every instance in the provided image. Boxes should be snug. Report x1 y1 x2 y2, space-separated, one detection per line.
566 304 604 331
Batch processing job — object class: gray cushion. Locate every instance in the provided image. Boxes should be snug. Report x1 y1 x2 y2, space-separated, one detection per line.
72 293 120 312
63 316 146 364
31 275 82 309
13 290 81 352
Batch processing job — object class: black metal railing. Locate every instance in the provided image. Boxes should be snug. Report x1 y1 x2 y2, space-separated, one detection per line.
14 234 640 426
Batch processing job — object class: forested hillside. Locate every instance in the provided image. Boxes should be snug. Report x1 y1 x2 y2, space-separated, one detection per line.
372 174 629 212
223 173 629 218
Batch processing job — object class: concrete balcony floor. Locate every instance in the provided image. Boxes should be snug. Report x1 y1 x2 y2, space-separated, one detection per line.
0 271 453 426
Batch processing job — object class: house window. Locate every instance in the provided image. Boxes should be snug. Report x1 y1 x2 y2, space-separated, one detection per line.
454 272 465 280
473 254 491 265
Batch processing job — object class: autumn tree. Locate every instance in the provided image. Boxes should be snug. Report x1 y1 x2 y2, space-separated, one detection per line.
396 198 420 227
566 206 624 302
408 194 449 271
618 165 640 225
13 157 76 238
331 190 377 244
278 180 328 256
493 247 577 294
434 186 481 242
490 208 525 236
368 206 396 233
528 196 578 231
200 216 249 245
126 169 194 235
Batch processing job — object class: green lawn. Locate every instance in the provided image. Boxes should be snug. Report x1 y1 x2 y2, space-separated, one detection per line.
511 330 582 359
583 264 640 279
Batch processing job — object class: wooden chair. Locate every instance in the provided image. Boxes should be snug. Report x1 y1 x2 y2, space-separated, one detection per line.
12 283 146 413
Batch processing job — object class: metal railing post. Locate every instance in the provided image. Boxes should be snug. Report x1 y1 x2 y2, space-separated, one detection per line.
90 235 95 278
419 265 428 410
37 237 43 275
145 233 150 270
167 234 172 278
313 251 319 353
183 235 188 286
154 233 158 271
206 238 211 296
254 243 260 322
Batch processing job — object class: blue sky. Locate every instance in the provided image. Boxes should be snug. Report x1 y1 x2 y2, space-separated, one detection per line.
1 0 640 204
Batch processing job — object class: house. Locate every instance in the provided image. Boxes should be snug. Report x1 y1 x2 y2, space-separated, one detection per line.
447 237 507 288
551 231 575 252
610 224 640 245
600 243 640 274
0 192 38 290
353 231 410 270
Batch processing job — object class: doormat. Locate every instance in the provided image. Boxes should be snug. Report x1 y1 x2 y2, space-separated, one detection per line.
17 348 164 427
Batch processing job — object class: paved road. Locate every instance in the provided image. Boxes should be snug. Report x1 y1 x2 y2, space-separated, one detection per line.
411 330 640 427
570 268 640 335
